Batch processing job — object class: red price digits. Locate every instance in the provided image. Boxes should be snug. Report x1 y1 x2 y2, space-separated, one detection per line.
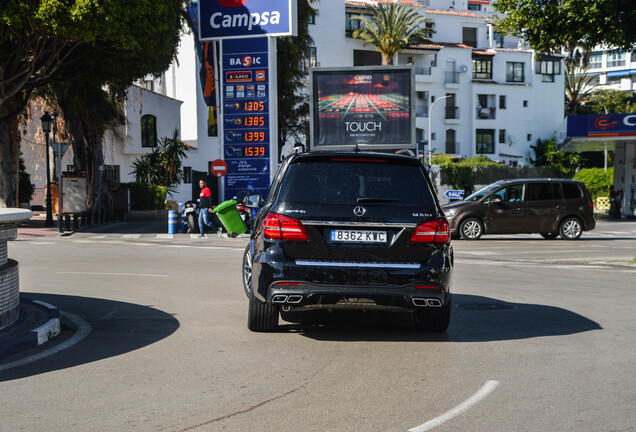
245 146 266 156
244 131 265 142
244 116 265 126
244 101 265 111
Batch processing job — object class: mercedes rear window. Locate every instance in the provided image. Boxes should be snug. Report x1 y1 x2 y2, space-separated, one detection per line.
278 158 434 206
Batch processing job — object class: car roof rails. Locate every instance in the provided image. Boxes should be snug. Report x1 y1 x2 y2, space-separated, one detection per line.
282 144 305 161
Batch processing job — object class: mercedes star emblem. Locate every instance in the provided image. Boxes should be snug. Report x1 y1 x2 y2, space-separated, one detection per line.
353 206 366 217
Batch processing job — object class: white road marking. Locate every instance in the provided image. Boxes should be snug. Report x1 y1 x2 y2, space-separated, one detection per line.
122 234 141 239
408 380 500 432
57 271 168 278
0 312 92 372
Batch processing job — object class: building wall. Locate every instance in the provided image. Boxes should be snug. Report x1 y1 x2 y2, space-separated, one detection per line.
304 1 565 166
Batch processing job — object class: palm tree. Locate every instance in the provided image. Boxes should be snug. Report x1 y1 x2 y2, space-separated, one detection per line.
352 4 434 66
565 63 597 115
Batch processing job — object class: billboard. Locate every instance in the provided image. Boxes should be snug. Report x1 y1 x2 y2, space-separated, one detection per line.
199 0 297 40
221 37 273 200
310 66 415 151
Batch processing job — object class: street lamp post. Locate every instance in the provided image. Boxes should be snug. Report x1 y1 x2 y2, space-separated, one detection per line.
427 95 452 165
40 112 54 226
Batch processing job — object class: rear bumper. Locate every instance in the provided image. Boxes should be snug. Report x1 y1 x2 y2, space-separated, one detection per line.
252 246 453 311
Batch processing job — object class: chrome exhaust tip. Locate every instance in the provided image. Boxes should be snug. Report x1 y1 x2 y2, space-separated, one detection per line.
287 295 303 304
272 295 288 304
426 299 442 307
412 298 428 307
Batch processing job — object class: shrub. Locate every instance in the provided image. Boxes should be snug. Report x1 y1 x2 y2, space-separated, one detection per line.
121 182 168 210
573 168 614 201
438 155 501 189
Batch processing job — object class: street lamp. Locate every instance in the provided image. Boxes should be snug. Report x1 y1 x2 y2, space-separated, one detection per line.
427 95 452 165
40 112 54 226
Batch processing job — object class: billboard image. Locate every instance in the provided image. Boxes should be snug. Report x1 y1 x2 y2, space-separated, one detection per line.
310 67 415 151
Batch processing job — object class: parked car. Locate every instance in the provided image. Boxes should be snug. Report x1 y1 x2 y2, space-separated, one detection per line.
442 178 596 240
242 150 453 332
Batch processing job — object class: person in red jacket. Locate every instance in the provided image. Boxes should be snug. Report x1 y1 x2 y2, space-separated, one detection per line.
198 179 219 237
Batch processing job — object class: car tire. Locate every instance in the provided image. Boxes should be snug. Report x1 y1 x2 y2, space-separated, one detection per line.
559 217 583 240
248 290 279 332
459 218 483 240
540 233 558 240
187 214 198 234
414 297 451 332
242 244 252 298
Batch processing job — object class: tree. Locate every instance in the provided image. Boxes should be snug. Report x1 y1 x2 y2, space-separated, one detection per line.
565 63 597 115
531 136 580 178
352 4 434 66
0 0 185 207
493 0 636 57
276 0 314 156
580 89 636 115
131 128 189 194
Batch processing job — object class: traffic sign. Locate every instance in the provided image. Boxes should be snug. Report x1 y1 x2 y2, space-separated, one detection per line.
445 190 464 199
210 159 228 177
51 142 70 157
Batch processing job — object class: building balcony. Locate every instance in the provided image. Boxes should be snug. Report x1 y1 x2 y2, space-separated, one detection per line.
445 106 459 119
445 71 460 85
476 107 496 119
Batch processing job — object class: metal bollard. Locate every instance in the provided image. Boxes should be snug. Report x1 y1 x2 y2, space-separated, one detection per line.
168 210 177 234
73 213 78 230
64 214 71 231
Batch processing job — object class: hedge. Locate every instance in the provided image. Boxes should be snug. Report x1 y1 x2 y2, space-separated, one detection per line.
121 183 168 210
573 168 614 201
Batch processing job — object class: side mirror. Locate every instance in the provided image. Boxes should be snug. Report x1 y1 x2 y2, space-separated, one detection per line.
491 195 502 203
245 193 262 208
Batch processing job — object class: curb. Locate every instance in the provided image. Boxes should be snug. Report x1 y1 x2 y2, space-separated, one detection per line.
0 299 61 360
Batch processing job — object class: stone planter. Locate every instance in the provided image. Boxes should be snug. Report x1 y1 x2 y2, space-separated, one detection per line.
0 208 33 330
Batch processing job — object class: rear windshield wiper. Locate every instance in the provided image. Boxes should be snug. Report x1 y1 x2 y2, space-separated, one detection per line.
357 197 400 203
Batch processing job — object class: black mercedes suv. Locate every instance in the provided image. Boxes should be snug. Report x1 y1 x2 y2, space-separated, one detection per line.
242 150 453 332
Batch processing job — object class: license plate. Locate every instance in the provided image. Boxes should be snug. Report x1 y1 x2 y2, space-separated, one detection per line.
331 230 387 243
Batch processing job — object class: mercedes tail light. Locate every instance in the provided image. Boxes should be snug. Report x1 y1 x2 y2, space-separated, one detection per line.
409 219 450 244
262 212 309 241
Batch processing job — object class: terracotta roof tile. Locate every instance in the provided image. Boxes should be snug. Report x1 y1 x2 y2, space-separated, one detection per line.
425 9 483 18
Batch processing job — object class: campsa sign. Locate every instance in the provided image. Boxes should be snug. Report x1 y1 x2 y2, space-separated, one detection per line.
199 0 297 40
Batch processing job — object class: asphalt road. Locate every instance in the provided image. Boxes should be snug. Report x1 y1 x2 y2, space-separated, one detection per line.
1 221 635 432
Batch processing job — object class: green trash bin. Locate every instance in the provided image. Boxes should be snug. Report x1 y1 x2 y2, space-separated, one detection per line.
212 200 247 237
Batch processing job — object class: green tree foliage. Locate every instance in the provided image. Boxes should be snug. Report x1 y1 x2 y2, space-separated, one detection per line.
0 0 184 207
573 167 614 200
565 63 597 114
493 0 636 57
580 89 636 114
131 129 189 194
277 0 314 155
352 4 434 65
531 136 580 178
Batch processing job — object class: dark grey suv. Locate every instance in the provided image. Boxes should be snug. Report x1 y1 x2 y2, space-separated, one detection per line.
442 178 596 240
242 150 453 332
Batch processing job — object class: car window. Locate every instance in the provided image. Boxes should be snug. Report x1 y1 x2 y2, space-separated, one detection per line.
525 182 563 201
493 184 524 202
278 158 434 206
562 182 582 199
526 182 561 201
465 184 499 201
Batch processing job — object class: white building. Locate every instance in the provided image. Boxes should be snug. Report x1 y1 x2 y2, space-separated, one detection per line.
308 0 565 166
583 48 636 94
